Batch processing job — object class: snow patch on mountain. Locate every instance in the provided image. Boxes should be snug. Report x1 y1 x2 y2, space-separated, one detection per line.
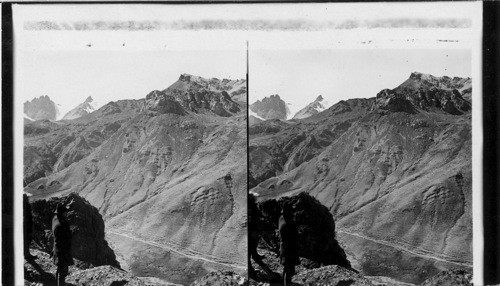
61 96 104 120
292 95 331 120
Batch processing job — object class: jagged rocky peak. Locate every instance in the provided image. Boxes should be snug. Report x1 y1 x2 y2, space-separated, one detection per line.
372 72 472 115
399 72 472 93
24 95 60 121
177 73 246 100
156 74 242 117
250 94 290 120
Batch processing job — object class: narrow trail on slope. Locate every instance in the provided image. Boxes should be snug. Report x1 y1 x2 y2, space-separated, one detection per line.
107 229 246 270
338 230 472 268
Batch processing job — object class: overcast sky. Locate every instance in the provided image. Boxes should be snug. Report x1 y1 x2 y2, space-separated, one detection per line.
14 2 480 116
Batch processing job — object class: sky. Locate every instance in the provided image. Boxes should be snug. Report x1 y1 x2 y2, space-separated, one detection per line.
250 49 472 116
14 3 480 117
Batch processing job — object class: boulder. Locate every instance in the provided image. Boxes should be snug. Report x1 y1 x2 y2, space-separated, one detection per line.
29 193 120 268
257 192 351 269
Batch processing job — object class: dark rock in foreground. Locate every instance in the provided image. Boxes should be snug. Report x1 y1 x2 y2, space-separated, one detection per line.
25 248 178 286
257 192 351 269
419 269 472 286
190 271 247 286
29 193 120 268
294 265 375 286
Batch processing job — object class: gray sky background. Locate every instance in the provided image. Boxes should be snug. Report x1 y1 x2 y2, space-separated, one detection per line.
14 2 480 116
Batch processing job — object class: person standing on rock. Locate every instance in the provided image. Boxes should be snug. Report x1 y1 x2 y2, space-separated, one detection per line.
278 203 300 286
24 194 34 259
248 194 265 276
51 203 74 286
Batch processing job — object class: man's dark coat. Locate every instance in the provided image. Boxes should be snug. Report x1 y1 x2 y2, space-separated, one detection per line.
51 215 74 267
278 215 300 267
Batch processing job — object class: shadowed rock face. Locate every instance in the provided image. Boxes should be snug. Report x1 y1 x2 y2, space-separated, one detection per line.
24 95 59 121
164 74 242 116
256 192 351 269
143 90 187 115
250 73 472 284
29 193 120 268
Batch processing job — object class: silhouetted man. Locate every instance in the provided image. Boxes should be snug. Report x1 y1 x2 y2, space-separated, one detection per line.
278 203 300 286
248 194 264 275
24 194 33 259
52 203 73 286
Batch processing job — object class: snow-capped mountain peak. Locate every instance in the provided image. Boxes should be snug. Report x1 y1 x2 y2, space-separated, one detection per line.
61 96 103 120
292 95 331 120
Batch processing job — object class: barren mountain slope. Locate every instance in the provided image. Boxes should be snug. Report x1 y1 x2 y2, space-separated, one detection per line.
24 99 143 186
25 74 247 285
250 73 472 284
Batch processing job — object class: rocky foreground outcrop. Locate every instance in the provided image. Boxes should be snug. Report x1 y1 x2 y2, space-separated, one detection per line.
29 193 119 268
256 192 351 269
249 247 374 286
25 248 180 286
189 271 247 286
419 269 472 286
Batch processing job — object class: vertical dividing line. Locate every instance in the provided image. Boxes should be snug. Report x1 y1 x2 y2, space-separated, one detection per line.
246 40 250 277
2 3 15 286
